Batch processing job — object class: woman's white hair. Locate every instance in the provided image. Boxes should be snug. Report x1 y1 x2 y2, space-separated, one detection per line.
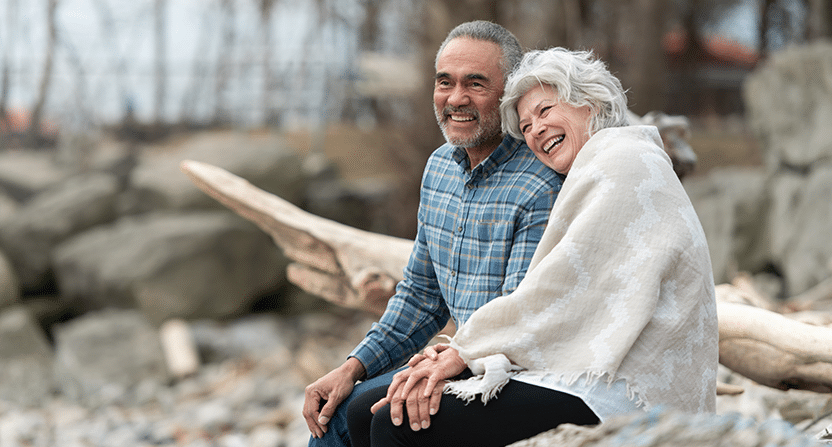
500 47 630 141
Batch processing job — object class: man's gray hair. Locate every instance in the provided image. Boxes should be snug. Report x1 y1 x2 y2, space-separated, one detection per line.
500 47 630 140
435 20 523 82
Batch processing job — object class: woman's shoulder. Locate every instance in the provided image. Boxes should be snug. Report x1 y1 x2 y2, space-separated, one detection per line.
577 125 670 174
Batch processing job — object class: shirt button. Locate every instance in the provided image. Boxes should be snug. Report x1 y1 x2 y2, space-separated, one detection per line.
457 226 463 232
466 184 473 190
450 270 456 277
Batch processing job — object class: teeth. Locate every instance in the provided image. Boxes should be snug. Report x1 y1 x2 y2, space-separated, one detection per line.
450 115 474 122
543 135 564 153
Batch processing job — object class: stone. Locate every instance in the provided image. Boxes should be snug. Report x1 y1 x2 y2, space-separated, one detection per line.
0 173 120 292
52 309 169 405
0 150 71 202
0 306 56 406
683 167 769 284
52 211 288 323
508 408 818 447
768 166 832 295
123 131 308 214
159 319 200 379
0 250 20 308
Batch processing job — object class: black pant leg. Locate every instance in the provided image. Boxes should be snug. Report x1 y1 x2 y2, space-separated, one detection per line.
347 385 389 447
370 379 600 447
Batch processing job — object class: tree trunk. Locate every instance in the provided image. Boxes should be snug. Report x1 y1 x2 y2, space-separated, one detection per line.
620 0 669 115
154 0 167 127
806 0 832 39
213 0 235 125
0 0 17 138
28 0 58 147
259 0 275 126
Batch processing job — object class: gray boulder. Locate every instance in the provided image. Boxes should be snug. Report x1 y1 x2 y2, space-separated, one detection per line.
0 150 72 202
768 166 832 295
0 250 20 308
727 41 832 295
52 309 168 405
0 306 55 406
52 211 288 323
744 42 832 171
123 131 307 214
0 173 121 291
509 408 818 447
683 167 769 284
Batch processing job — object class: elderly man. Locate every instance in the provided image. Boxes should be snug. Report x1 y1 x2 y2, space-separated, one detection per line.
302 20 563 447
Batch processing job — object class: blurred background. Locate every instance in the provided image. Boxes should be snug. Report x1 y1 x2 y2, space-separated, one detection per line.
1 1 832 444
1 0 830 235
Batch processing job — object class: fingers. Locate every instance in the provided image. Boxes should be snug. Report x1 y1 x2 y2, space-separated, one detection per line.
302 388 326 438
408 353 427 367
388 386 405 427
423 345 438 361
370 395 390 414
405 382 432 431
429 380 445 416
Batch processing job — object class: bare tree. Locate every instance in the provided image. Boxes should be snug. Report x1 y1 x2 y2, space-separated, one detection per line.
154 0 167 127
806 0 832 39
619 0 670 115
28 0 59 147
258 0 277 125
213 0 236 125
0 0 18 146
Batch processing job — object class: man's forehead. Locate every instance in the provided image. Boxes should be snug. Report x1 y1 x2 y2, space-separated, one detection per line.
436 37 503 77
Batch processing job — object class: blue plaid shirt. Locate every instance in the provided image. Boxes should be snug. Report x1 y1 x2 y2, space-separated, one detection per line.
351 135 563 378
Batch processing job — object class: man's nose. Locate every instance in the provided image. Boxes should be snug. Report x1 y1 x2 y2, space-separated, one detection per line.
448 86 470 106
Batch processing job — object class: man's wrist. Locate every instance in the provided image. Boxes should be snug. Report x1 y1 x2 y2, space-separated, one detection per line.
342 356 367 382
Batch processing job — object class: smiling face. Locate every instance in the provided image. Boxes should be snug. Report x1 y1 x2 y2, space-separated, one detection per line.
433 37 505 163
517 84 592 174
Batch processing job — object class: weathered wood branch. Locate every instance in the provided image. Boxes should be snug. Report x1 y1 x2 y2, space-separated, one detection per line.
181 160 411 316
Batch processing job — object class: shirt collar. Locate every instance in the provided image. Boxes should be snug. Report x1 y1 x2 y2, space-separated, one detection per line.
451 134 523 179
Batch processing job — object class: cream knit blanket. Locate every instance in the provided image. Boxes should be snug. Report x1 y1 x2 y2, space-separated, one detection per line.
445 125 718 414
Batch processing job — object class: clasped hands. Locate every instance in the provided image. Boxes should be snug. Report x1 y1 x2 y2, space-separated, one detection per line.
370 344 467 431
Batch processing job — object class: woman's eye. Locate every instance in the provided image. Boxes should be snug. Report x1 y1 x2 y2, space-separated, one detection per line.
521 124 530 134
540 106 552 115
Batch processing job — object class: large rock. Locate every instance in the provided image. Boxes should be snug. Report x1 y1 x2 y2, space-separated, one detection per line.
742 41 832 295
683 167 769 284
0 250 20 308
509 408 820 447
744 42 832 171
123 131 308 214
768 166 832 295
0 150 72 202
52 211 289 323
0 306 55 406
52 309 168 405
0 173 121 292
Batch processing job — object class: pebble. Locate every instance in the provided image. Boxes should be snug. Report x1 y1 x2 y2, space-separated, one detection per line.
1 310 831 446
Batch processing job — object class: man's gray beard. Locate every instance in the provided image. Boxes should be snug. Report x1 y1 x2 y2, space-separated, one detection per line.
435 105 502 149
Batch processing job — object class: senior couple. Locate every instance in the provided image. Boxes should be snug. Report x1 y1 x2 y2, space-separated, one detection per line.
303 20 718 447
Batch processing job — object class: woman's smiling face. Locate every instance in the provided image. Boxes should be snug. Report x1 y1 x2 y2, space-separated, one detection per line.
517 84 592 174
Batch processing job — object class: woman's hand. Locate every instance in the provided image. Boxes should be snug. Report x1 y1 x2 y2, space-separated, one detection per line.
371 344 467 430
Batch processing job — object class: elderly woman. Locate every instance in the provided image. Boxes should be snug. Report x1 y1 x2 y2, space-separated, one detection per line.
347 47 718 447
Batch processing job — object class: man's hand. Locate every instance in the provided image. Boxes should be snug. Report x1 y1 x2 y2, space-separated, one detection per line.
370 344 466 431
302 357 366 438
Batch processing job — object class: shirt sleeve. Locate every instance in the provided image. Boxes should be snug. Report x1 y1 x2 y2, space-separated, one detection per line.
501 186 558 295
349 212 451 379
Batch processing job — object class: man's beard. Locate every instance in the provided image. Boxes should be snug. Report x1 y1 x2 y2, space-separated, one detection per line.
434 104 502 149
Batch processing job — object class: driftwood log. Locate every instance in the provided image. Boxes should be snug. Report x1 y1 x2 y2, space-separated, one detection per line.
180 113 832 395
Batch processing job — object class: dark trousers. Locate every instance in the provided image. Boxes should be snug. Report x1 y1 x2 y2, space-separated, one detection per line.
346 378 599 447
